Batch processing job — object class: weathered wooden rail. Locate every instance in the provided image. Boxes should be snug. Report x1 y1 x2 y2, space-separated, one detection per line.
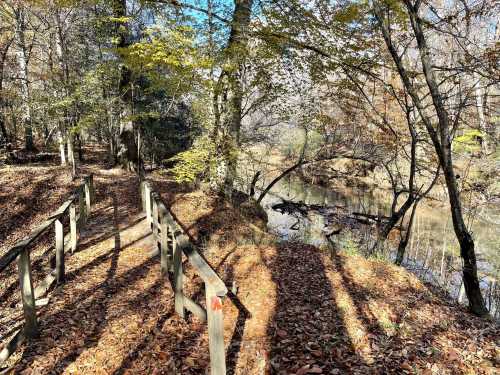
0 175 94 363
140 180 228 375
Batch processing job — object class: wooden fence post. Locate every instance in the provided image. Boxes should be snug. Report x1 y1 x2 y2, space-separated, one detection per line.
160 219 170 276
173 236 184 318
145 184 152 228
79 187 86 226
17 249 38 338
152 196 159 239
55 219 65 284
84 177 91 215
206 285 226 375
89 174 95 202
140 181 146 212
70 203 77 254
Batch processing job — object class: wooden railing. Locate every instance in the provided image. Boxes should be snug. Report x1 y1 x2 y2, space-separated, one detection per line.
140 180 228 375
0 175 94 362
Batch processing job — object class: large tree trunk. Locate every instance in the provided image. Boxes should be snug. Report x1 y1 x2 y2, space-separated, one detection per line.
114 0 138 172
14 5 34 151
375 1 487 316
211 0 253 197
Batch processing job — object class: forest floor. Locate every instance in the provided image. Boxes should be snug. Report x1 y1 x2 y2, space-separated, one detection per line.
0 150 499 374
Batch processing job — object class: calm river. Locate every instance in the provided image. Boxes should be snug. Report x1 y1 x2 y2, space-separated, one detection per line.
256 175 500 317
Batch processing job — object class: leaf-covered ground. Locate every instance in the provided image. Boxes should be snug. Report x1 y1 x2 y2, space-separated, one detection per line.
0 160 498 374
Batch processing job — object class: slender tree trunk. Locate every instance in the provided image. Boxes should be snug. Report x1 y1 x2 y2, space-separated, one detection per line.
256 161 305 204
395 200 419 265
76 133 83 161
406 2 486 316
0 40 11 143
67 133 76 178
375 1 487 315
473 73 492 154
53 9 73 168
14 5 34 151
0 115 7 143
58 127 66 165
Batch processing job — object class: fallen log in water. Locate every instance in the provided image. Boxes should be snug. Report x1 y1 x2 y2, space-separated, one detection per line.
271 199 343 217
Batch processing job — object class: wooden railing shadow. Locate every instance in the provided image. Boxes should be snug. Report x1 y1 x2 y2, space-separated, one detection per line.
0 175 95 363
13 255 160 374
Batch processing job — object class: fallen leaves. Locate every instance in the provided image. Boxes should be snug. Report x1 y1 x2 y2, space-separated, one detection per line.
1 164 498 375
296 364 323 374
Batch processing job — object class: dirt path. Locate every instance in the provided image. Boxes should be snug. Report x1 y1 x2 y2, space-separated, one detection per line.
2 167 212 374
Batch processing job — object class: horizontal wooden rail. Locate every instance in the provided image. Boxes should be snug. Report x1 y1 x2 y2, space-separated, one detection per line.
0 199 73 274
0 174 94 364
157 201 228 297
140 180 228 375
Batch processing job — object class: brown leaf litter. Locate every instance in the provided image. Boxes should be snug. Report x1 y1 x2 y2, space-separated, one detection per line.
0 163 498 374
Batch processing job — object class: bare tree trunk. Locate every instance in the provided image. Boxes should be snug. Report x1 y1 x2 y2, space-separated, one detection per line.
395 200 419 265
211 0 253 197
473 73 493 154
76 133 83 161
256 161 305 205
14 5 34 151
53 9 72 167
0 39 12 144
114 0 138 172
67 133 76 178
58 127 66 165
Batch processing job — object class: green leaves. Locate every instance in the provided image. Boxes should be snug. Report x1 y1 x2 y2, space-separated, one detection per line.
127 26 209 69
168 137 214 183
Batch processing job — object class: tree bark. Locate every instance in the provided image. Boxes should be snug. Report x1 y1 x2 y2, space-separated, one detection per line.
395 200 419 266
473 73 493 154
114 0 138 172
58 126 66 165
256 161 305 205
0 39 12 143
14 5 34 151
211 0 253 197
53 9 74 167
67 133 76 178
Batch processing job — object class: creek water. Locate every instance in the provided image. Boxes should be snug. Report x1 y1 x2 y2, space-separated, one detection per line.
256 175 500 317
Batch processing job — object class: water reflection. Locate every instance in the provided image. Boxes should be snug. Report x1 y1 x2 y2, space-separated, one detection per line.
258 175 500 318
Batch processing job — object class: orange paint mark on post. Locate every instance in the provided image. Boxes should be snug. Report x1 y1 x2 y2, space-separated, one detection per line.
211 296 223 311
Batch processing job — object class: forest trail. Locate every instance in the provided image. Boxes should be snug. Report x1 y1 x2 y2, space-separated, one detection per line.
1 168 215 374
1 164 498 374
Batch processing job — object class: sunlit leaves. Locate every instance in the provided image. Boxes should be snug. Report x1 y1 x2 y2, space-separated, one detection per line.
124 26 210 95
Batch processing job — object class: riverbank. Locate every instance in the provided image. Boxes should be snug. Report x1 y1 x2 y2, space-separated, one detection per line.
296 156 500 208
251 161 500 316
149 171 499 374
